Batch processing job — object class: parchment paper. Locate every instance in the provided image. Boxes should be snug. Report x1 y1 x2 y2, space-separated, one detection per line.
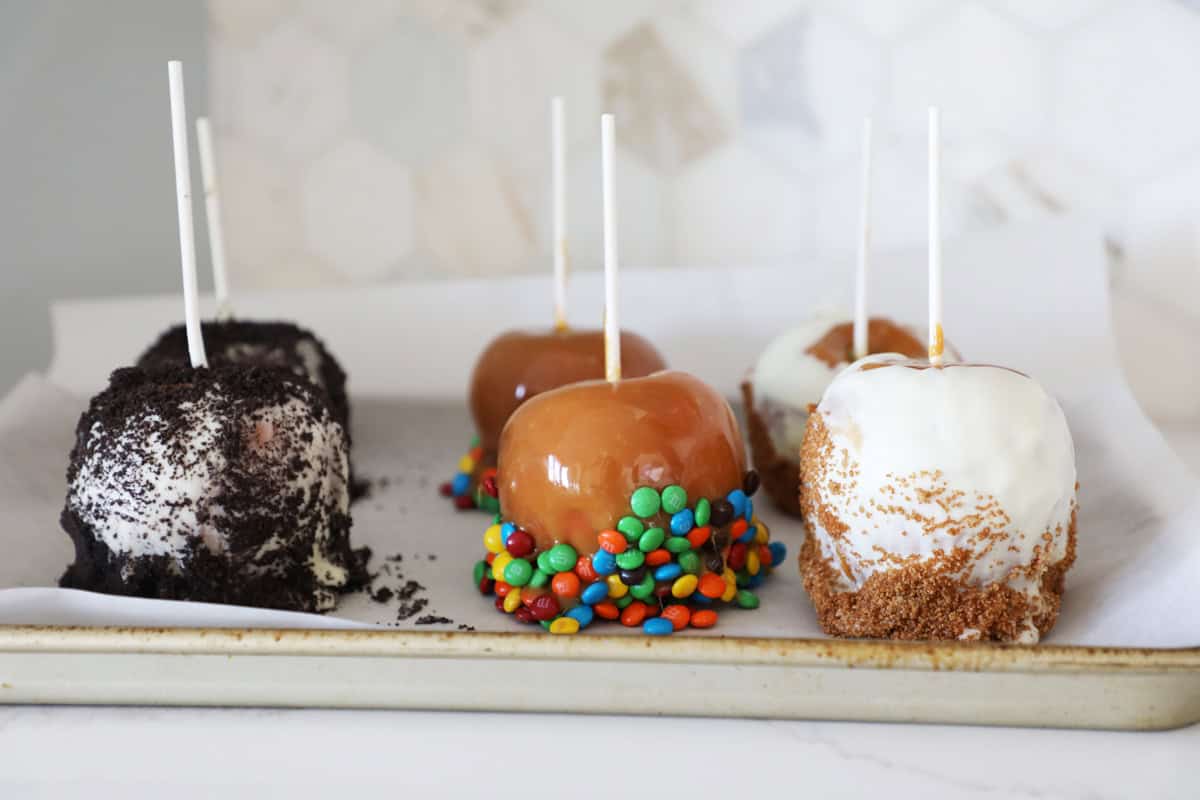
0 219 1195 646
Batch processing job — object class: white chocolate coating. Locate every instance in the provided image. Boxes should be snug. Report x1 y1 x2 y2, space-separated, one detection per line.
803 354 1077 643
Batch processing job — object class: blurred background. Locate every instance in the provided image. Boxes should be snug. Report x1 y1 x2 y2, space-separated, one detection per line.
1 0 1198 420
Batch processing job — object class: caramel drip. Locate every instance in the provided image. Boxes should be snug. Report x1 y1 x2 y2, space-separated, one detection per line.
468 328 666 452
498 371 745 551
804 318 926 369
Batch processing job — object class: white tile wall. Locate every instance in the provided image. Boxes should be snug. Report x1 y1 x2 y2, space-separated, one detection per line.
208 0 1200 419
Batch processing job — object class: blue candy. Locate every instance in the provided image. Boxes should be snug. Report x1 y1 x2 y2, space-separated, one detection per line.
643 618 674 636
566 605 595 628
769 541 788 567
580 581 609 605
744 497 754 521
726 489 747 518
738 525 757 544
653 563 682 581
692 592 712 605
591 549 617 575
669 508 694 536
450 472 471 496
743 574 764 589
500 522 516 546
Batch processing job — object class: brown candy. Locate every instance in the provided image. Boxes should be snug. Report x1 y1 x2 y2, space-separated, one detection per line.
498 371 746 551
468 328 667 452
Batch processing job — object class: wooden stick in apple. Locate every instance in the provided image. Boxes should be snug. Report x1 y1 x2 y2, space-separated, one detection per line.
927 106 944 367
601 113 620 383
167 61 207 368
195 116 232 321
552 96 569 332
853 116 873 361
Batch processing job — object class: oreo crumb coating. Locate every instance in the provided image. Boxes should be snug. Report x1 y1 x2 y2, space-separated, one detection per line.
138 320 350 440
59 364 369 613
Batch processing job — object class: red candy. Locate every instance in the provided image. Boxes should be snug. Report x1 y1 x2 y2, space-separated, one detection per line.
453 495 474 510
686 526 711 549
480 470 499 498
575 556 599 583
505 529 535 558
660 605 690 631
494 596 506 612
690 609 718 628
514 607 535 624
470 446 485 463
438 482 453 497
494 581 513 598
477 577 494 596
597 530 626 554
730 518 749 539
529 593 560 621
728 542 748 571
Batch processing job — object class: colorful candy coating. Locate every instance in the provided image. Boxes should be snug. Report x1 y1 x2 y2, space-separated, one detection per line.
615 549 645 570
638 527 665 552
661 485 687 515
546 543 578 573
669 508 695 536
630 486 661 518
550 617 580 634
503 558 534 586
694 497 711 526
643 618 674 636
617 516 645 540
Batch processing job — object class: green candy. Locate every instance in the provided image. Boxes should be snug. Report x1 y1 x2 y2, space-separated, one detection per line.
630 486 661 518
615 549 645 570
546 543 578 573
665 537 691 554
537 550 555 575
736 569 750 587
661 485 687 515
694 497 711 526
678 551 701 575
616 594 634 609
528 568 550 588
472 560 488 586
492 512 503 524
617 516 645 541
503 558 533 587
540 620 553 630
477 493 500 514
638 527 666 552
470 435 480 448
630 572 656 599
736 590 760 609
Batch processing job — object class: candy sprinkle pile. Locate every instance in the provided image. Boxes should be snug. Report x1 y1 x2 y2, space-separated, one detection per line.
439 435 500 513
472 470 786 635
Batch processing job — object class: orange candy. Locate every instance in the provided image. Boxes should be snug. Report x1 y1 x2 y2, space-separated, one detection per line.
485 552 495 565
620 601 648 627
660 605 691 631
597 530 627 554
690 609 718 628
686 526 711 549
758 545 773 568
698 572 726 599
469 446 484 462
494 581 513 598
593 601 620 620
575 556 599 583
551 571 581 598
645 549 671 567
730 518 749 540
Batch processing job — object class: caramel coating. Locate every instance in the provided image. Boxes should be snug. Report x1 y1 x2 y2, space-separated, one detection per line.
804 318 926 369
468 328 666 452
498 371 746 551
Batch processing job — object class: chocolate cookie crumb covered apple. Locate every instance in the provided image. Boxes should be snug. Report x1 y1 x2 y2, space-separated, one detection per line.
798 110 1078 643
472 116 784 634
443 98 665 511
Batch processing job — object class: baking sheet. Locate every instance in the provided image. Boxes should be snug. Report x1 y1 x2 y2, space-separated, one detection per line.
1 219 1197 647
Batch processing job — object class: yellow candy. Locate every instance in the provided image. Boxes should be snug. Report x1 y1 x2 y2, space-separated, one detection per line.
671 574 699 598
492 552 513 581
754 521 769 544
502 590 522 613
606 574 629 599
484 524 504 554
747 550 761 576
721 569 737 602
458 455 476 473
549 617 580 634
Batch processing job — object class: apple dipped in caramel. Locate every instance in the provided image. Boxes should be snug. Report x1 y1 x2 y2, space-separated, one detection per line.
474 371 786 635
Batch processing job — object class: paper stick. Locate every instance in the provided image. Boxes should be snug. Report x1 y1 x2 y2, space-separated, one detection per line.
853 117 872 361
927 107 944 367
552 96 568 331
196 117 231 320
601 113 620 383
167 61 207 368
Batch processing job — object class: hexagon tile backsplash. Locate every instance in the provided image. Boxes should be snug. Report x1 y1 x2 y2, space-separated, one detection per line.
209 0 1200 418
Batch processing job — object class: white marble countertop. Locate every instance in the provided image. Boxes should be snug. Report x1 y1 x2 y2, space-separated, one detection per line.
0 424 1194 798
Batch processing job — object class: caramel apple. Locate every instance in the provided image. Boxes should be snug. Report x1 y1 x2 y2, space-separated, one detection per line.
473 371 786 635
443 328 666 511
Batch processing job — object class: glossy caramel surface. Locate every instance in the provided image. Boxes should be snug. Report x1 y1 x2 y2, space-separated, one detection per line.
498 371 746 550
468 328 666 451
805 318 926 369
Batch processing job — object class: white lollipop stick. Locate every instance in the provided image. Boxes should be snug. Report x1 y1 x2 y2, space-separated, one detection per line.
167 61 207 369
927 106 944 367
601 113 620 383
853 117 873 361
196 117 232 320
551 96 568 331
